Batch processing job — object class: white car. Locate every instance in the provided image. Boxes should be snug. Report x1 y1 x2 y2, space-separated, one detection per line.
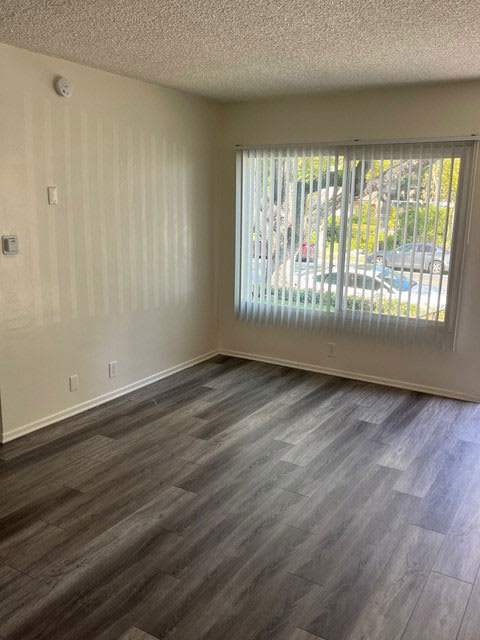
297 265 447 311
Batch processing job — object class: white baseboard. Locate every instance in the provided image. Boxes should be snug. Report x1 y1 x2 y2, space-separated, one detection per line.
1 349 220 444
220 348 480 403
3 345 478 444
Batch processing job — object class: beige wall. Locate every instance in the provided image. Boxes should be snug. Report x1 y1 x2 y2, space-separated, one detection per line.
2 46 480 442
0 44 221 440
217 83 480 400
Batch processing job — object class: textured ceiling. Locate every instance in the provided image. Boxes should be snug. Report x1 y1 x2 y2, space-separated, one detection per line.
1 0 480 101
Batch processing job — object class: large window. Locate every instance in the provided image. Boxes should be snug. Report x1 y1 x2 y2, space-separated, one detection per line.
235 141 475 347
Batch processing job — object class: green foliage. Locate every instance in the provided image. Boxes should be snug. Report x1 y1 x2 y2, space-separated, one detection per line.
391 205 453 249
263 286 443 321
429 157 460 201
373 298 419 318
267 287 373 312
297 156 344 185
254 153 459 268
345 202 453 254
326 213 341 243
345 294 373 311
270 286 335 310
373 297 445 321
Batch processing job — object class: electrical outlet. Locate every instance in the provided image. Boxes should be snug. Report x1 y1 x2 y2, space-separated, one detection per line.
108 361 118 378
328 342 336 358
69 374 79 391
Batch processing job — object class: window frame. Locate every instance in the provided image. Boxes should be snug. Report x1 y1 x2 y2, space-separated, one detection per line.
234 140 476 347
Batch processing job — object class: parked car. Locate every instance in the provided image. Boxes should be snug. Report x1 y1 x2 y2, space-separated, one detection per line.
300 242 316 261
297 265 447 311
366 243 450 274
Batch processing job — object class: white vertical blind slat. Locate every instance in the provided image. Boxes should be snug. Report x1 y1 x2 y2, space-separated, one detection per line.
385 145 404 333
342 148 357 322
258 151 267 317
244 150 254 320
358 147 375 326
435 147 456 327
325 154 336 326
303 149 316 325
335 152 349 326
280 150 291 324
341 148 357 331
394 149 414 336
424 156 444 327
375 145 394 336
252 151 261 321
234 150 242 317
318 153 331 324
368 146 385 330
403 147 424 338
273 151 283 323
287 151 299 324
267 151 275 320
310 151 324 329
350 147 366 331
415 151 434 326
295 150 307 322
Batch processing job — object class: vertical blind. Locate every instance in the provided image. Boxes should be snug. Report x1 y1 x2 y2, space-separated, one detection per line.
235 141 475 348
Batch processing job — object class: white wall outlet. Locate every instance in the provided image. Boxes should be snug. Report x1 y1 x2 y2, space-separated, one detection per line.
47 186 58 205
69 374 79 391
328 342 336 357
108 361 118 378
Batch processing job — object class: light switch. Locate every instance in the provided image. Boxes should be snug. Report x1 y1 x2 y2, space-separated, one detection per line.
2 235 19 255
47 186 58 205
69 374 79 391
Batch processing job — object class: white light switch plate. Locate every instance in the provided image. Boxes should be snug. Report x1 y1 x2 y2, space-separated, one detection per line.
69 374 79 391
47 186 58 205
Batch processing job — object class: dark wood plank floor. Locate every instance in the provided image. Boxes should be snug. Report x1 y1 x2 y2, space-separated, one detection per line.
1 355 480 640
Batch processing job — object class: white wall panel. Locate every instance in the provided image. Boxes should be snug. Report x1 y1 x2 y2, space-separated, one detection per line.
0 44 220 438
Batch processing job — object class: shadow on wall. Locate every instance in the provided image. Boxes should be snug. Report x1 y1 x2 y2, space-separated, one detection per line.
1 93 197 330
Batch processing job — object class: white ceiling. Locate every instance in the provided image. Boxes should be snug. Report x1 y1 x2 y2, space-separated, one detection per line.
1 0 480 101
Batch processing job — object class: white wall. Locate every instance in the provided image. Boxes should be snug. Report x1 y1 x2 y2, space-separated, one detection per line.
0 44 221 440
217 83 480 400
2 48 480 443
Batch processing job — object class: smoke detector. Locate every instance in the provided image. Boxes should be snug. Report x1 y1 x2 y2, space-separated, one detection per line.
54 76 72 98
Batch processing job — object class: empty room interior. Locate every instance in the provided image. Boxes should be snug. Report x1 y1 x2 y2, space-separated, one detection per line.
2 2 480 639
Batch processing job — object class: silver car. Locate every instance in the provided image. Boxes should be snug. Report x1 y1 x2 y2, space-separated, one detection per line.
367 243 450 274
305 266 447 312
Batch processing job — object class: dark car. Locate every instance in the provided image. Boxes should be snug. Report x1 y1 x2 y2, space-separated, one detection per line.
367 243 450 274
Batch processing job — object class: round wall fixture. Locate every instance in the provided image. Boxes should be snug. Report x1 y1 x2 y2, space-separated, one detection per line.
54 76 72 98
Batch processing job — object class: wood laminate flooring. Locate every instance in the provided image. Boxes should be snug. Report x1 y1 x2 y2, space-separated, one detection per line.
1 355 480 639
